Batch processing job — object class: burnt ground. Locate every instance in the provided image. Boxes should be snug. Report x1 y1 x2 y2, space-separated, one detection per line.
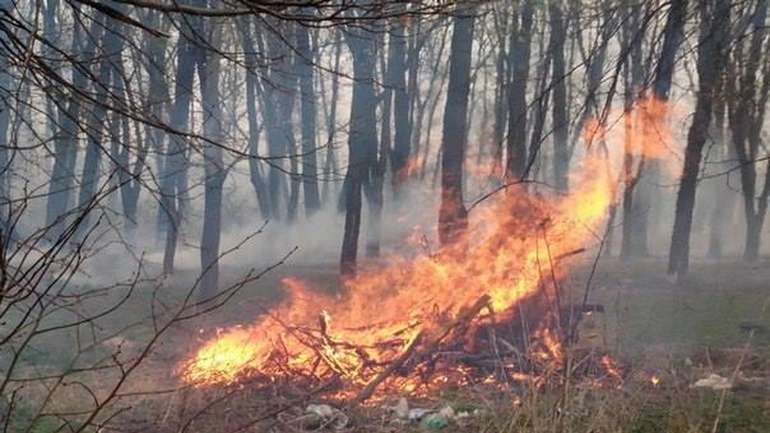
9 256 770 432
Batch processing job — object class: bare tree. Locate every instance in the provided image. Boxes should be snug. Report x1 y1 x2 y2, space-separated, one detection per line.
668 0 732 276
438 5 475 245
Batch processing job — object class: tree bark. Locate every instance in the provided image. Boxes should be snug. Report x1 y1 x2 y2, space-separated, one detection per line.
341 29 378 276
668 0 730 276
297 24 321 217
198 9 225 302
161 15 200 274
505 0 534 181
45 6 89 240
389 12 412 199
549 0 569 191
438 6 475 245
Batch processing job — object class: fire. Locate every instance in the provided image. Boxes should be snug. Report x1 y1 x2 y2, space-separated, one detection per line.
584 94 681 177
180 156 614 390
600 354 623 385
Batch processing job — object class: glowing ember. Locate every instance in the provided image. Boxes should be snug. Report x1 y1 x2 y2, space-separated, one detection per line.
600 354 623 384
650 375 661 386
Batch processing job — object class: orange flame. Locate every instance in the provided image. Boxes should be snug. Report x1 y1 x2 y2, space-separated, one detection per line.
180 155 614 388
583 94 680 177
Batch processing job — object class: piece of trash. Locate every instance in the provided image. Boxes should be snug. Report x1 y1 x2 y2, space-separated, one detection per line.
739 321 768 334
305 404 349 430
422 413 449 430
438 405 455 419
408 408 432 421
691 373 732 390
393 397 409 419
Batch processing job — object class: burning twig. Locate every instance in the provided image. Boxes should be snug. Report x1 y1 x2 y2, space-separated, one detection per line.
352 295 492 404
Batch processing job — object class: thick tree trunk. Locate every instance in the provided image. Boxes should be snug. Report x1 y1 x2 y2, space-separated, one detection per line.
260 22 297 221
161 28 197 274
390 14 412 199
198 13 225 303
706 89 732 258
76 14 124 240
729 0 770 261
505 0 534 181
668 0 730 276
633 0 688 258
341 30 378 276
0 31 10 233
297 24 321 217
438 6 475 245
46 10 89 240
619 1 645 261
549 0 569 191
322 31 342 206
239 19 271 219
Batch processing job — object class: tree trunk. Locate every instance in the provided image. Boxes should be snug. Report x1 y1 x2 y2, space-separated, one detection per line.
549 0 569 191
341 30 378 276
45 8 89 240
619 1 644 261
706 84 731 258
322 30 342 206
239 19 271 219
198 12 225 303
438 6 475 245
0 26 11 234
668 0 730 276
297 24 321 217
505 0 534 181
161 26 198 274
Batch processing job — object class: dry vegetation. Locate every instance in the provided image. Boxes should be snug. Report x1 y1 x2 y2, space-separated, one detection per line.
12 257 768 433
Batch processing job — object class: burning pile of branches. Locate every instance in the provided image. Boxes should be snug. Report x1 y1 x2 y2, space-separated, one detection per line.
179 158 625 400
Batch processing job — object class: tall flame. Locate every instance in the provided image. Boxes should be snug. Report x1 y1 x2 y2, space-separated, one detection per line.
180 155 614 387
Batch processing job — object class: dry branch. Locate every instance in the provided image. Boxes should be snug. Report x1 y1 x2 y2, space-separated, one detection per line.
351 294 491 404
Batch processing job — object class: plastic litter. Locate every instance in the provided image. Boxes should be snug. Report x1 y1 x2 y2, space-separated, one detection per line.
691 373 732 390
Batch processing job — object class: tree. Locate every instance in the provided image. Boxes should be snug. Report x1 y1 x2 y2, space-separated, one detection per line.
389 10 412 199
45 4 90 240
340 26 378 276
549 0 569 191
198 9 226 302
438 5 475 245
668 0 731 276
160 21 198 274
726 0 770 261
297 23 322 217
638 0 688 257
505 0 534 181
238 18 272 219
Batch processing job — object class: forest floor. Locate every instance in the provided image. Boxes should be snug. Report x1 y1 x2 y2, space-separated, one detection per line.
13 257 770 432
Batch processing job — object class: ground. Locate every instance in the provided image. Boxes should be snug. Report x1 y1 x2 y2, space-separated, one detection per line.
8 256 770 432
